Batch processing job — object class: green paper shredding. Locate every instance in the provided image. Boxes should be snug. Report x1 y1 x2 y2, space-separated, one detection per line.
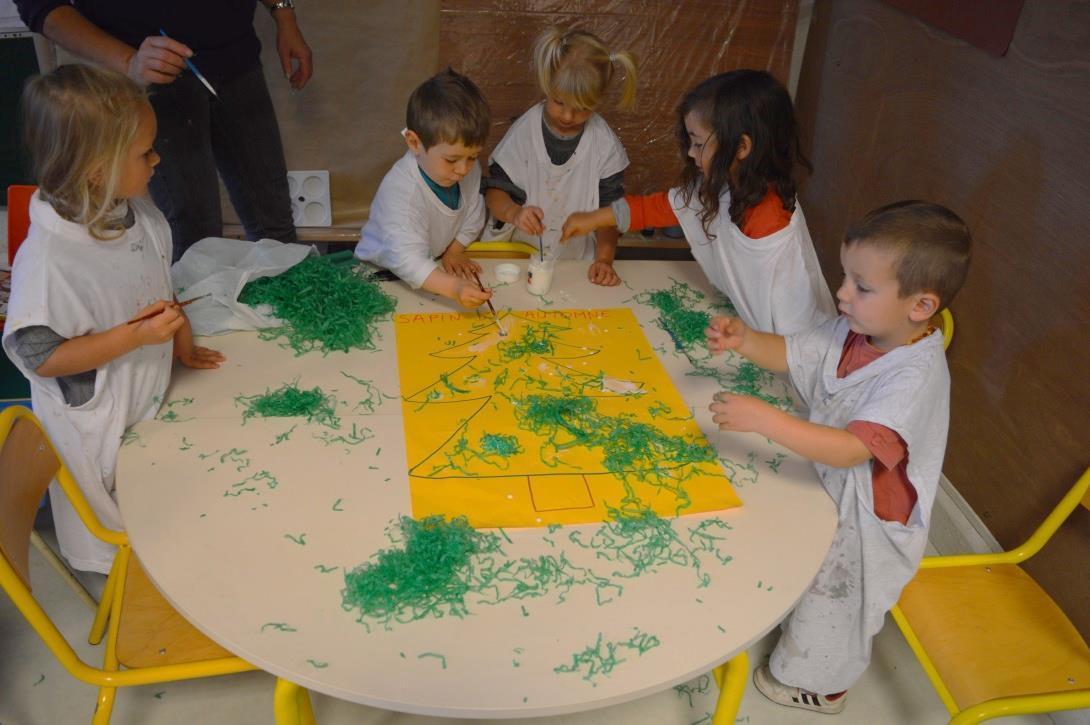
239 253 396 355
341 515 500 625
340 503 734 631
553 629 661 684
514 392 715 504
637 279 793 408
236 381 340 428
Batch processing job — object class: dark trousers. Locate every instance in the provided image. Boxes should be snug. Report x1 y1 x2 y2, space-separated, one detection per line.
147 63 297 263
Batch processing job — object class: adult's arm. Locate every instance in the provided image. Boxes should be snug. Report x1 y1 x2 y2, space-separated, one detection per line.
27 4 190 85
261 1 313 89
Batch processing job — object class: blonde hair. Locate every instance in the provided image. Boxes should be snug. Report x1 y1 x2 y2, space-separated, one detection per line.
532 27 637 111
21 64 148 240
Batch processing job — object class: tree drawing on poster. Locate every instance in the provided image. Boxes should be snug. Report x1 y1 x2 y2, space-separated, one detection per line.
394 307 741 528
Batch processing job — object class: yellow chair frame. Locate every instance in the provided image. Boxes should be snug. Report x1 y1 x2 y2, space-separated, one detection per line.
709 651 749 723
0 405 316 724
891 467 1090 724
464 239 539 258
939 308 954 351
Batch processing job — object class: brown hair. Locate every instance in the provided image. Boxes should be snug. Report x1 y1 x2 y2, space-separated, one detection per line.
21 64 147 240
676 70 810 238
406 68 491 149
533 27 637 111
844 201 972 307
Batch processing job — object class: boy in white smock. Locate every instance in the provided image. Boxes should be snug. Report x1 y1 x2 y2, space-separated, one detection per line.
705 201 972 713
3 65 224 575
355 69 492 308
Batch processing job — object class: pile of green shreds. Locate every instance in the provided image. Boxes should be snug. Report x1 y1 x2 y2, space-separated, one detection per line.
239 251 396 355
514 393 715 489
340 505 735 630
341 515 502 625
236 381 340 428
638 280 712 351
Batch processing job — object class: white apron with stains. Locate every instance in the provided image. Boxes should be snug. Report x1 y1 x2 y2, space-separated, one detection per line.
668 187 835 335
356 150 486 289
485 103 628 260
2 193 173 573
770 316 949 692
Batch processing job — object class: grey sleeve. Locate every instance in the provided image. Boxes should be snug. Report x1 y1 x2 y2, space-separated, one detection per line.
598 170 625 207
480 161 527 205
12 325 97 407
13 325 67 370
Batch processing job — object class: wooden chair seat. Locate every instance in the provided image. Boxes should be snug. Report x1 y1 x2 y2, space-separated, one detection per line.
898 563 1090 710
116 556 234 668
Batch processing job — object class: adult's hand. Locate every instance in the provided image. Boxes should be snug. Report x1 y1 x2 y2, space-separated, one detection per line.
274 13 313 89
127 35 192 86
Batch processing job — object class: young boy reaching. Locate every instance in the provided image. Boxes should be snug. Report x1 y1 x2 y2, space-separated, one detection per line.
706 200 972 713
355 68 492 308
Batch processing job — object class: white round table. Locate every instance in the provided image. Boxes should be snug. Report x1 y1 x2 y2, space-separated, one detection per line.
117 259 836 718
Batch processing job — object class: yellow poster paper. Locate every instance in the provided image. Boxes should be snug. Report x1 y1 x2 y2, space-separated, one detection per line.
394 307 741 527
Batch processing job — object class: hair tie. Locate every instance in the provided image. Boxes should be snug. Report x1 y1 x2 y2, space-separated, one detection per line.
608 52 616 63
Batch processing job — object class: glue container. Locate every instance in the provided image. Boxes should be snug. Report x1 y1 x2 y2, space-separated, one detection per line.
527 257 556 295
494 263 520 284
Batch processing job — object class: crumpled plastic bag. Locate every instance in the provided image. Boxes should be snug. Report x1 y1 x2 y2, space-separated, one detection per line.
170 237 315 336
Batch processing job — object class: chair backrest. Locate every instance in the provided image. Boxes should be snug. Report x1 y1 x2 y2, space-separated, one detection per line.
0 406 61 588
7 185 37 267
938 308 954 351
465 240 539 259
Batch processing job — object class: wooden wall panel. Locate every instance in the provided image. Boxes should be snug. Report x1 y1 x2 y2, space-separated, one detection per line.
439 0 798 194
795 0 1090 637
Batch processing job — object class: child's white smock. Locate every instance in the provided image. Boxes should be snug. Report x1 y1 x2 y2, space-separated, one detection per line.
2 193 174 573
483 103 628 260
668 188 835 335
355 151 486 289
771 316 950 693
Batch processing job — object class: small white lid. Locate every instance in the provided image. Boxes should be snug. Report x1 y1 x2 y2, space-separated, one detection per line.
494 263 520 283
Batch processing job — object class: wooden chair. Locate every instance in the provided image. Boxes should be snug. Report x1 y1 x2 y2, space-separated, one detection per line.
891 466 1090 723
7 184 36 266
0 405 281 724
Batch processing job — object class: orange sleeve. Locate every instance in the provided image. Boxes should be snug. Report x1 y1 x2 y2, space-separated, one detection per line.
625 192 678 231
740 191 792 239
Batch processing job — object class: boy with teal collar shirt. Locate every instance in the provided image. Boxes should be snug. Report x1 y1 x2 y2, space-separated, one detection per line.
355 69 492 308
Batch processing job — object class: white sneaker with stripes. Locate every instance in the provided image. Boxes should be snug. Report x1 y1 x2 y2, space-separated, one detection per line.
753 664 847 714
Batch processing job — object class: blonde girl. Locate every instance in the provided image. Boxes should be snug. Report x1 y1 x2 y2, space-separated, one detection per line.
3 64 224 574
482 27 637 286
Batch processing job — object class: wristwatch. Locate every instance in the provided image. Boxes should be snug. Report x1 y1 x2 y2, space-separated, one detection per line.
267 0 295 13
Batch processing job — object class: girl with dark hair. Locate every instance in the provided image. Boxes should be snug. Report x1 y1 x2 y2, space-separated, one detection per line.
561 70 835 335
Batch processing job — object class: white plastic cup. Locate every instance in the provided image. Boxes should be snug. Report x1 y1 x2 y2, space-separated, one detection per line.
527 258 556 295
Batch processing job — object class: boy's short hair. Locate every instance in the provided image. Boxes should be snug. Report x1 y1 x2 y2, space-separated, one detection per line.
844 200 972 307
406 68 490 149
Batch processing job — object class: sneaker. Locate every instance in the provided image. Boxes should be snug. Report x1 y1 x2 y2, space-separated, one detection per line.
753 664 846 714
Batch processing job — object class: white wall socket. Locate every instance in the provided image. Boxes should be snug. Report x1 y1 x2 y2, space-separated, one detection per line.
287 170 332 227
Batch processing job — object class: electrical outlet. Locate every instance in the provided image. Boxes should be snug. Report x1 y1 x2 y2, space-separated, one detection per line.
286 170 331 227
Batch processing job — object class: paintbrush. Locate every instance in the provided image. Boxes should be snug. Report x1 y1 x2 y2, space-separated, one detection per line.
126 294 209 325
471 271 506 336
159 29 219 98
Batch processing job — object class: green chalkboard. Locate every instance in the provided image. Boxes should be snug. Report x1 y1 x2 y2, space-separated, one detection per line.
0 34 39 197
